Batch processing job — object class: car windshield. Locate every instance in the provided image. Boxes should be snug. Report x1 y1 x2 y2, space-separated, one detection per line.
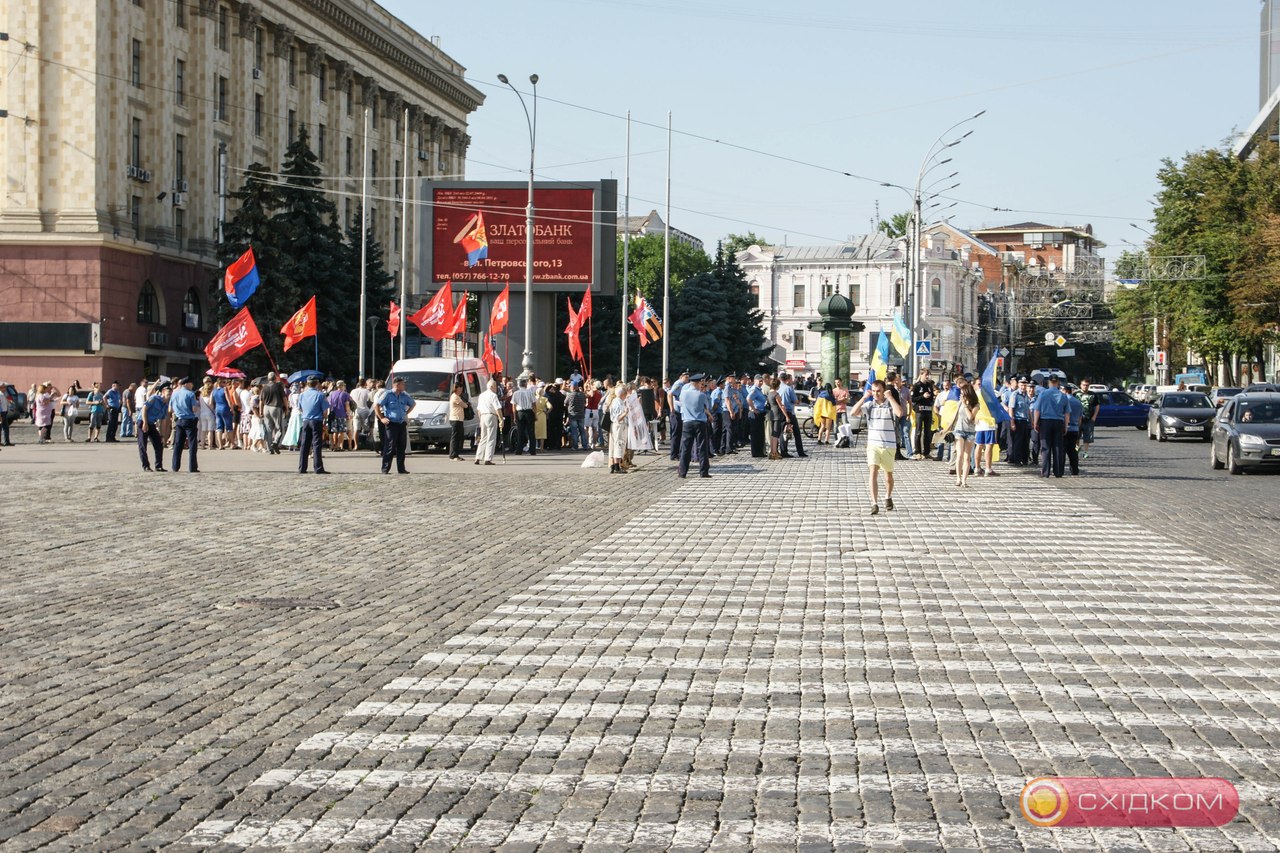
394 371 451 401
1215 388 1242 397
1162 394 1211 409
1236 402 1280 424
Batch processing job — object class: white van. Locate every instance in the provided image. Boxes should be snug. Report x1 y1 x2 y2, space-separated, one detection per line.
384 357 490 452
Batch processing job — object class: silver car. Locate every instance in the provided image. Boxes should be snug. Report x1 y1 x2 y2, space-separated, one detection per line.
1210 392 1280 474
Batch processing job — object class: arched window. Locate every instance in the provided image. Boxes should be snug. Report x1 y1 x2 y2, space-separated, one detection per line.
182 288 203 330
137 280 162 324
930 277 943 309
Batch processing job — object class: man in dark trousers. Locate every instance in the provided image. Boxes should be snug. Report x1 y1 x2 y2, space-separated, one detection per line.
779 373 807 458
511 378 537 455
667 370 689 461
168 376 200 473
296 376 330 474
375 375 414 474
677 373 712 478
746 374 767 458
910 368 937 460
1032 374 1069 478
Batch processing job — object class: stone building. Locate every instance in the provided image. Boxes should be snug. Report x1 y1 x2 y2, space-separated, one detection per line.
0 0 482 388
617 209 704 253
736 229 982 380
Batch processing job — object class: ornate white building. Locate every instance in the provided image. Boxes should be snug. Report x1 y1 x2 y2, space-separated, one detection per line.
737 226 984 379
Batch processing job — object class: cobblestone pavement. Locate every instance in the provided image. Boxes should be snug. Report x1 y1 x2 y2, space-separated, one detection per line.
5 437 1280 851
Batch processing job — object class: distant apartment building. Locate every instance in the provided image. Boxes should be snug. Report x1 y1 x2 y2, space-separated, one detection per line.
618 209 704 253
0 0 482 389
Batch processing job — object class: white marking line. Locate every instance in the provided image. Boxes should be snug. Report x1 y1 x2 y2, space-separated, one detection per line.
377 674 1280 707
341 698 1279 737
291 730 1280 771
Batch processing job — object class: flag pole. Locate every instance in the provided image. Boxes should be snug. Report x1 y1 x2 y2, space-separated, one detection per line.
358 105 370 379
398 106 410 364
620 109 630 382
661 110 671 384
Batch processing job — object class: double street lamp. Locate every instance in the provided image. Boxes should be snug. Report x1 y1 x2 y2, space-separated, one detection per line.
497 73 539 380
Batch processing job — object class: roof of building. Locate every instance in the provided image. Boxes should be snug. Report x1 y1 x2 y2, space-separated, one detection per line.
926 222 999 256
969 222 1105 249
742 232 899 263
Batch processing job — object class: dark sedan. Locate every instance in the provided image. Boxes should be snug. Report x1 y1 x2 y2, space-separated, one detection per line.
1148 392 1214 441
1210 392 1280 474
1093 391 1149 428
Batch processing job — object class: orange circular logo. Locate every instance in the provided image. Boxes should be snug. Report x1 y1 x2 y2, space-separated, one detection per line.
1021 777 1070 827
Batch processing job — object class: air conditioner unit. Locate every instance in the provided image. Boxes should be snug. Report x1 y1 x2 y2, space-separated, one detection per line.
1030 242 1043 249
126 164 152 183
184 312 200 329
174 179 189 192
148 331 168 346
417 149 429 161
171 192 187 206
252 67 262 79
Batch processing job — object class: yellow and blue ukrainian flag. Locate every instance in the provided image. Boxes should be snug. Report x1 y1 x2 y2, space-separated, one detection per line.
890 311 912 358
869 328 890 382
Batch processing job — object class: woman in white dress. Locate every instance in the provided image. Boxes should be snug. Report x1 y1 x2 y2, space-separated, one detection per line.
282 383 303 449
198 379 217 449
608 383 630 474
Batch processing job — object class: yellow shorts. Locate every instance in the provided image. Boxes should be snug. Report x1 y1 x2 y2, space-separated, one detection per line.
867 445 896 471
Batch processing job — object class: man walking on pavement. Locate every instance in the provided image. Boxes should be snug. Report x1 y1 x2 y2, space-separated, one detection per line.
677 373 712 478
376 375 414 473
852 378 903 515
258 372 288 454
296 376 330 474
1032 374 1069 478
512 378 537 455
474 379 502 465
667 370 689 461
168 376 200 473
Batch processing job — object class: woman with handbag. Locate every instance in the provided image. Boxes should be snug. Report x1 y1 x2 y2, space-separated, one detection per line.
448 380 469 461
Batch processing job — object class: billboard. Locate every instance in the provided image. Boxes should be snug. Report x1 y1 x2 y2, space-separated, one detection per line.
419 180 617 294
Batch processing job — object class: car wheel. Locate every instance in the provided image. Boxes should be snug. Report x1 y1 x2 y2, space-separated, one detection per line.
1156 424 1167 442
1147 421 1155 440
1211 441 1224 470
1227 443 1243 475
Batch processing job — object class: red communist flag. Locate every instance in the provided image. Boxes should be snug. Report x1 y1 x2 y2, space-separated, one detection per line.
205 306 264 371
488 284 510 337
579 286 593 321
565 297 584 364
409 281 454 339
448 291 468 338
388 301 401 337
482 335 503 375
280 296 317 352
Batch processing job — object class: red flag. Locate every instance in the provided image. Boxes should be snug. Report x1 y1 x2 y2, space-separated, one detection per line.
565 297 584 364
579 287 593 321
629 296 650 346
280 296 317 352
482 335 503 375
388 301 401 337
448 291 468 338
205 306 264 371
409 281 454 339
488 284 510 337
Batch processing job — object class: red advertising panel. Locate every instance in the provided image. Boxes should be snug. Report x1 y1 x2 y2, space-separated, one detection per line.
422 179 616 292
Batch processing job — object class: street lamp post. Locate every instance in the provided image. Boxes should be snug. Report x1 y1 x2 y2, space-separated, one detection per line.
498 73 539 380
367 317 380 379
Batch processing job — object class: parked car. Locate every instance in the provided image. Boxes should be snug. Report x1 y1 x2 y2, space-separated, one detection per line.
1093 391 1150 428
1210 392 1280 474
1147 392 1214 441
1209 387 1242 408
1134 384 1157 402
1088 384 1108 392
1245 383 1280 394
2 384 27 423
383 357 489 452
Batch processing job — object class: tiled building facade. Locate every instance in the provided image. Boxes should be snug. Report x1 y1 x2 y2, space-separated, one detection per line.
0 0 481 389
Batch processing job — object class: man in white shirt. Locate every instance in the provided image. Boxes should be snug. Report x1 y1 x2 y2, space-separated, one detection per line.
474 380 503 465
351 378 373 445
511 378 538 455
851 379 903 516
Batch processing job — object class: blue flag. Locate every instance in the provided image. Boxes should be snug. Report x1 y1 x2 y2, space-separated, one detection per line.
869 328 890 382
979 354 1010 424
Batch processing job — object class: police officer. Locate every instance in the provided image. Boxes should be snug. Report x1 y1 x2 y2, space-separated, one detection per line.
677 373 712 478
296 376 330 474
138 380 168 471
1005 377 1033 465
168 376 200 473
1031 374 1069 478
376 375 414 474
667 370 689 461
104 380 123 442
747 374 767 457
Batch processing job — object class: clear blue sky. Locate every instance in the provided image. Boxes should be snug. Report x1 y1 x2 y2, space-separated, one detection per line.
386 0 1258 259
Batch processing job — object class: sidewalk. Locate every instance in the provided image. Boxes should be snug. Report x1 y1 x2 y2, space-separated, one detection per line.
177 448 1280 850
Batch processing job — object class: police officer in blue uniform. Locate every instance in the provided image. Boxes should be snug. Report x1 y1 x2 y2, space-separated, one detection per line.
376 374 414 474
296 376 330 474
138 380 168 471
168 376 200 473
1006 377 1033 464
667 370 689 461
677 373 712 478
1031 374 1069 478
747 374 767 457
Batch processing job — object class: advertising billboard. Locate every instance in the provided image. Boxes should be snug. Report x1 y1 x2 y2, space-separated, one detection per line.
419 180 617 294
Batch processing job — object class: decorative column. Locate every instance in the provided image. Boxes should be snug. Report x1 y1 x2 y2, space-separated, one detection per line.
808 293 864 384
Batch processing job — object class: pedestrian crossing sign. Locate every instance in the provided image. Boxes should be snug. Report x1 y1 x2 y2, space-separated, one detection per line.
915 340 932 357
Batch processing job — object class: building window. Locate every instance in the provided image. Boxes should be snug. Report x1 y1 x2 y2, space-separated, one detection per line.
849 281 860 306
175 59 185 105
288 45 297 86
792 283 804 309
894 277 904 307
174 208 186 249
930 277 942 309
254 93 263 136
137 280 161 324
217 5 228 51
317 124 326 161
175 0 185 28
393 215 401 251
344 198 351 230
749 280 760 309
318 64 327 101
131 39 142 88
821 278 833 299
254 27 264 70
130 195 142 238
287 110 296 143
371 92 378 123
174 133 185 182
216 76 227 121
345 79 353 116
370 148 377 179
394 160 401 198
182 288 202 330
792 329 805 352
130 117 142 167
345 136 353 175
369 205 377 235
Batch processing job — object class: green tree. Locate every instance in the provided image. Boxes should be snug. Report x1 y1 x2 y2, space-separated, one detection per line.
344 208 397 379
877 212 910 239
721 231 772 255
